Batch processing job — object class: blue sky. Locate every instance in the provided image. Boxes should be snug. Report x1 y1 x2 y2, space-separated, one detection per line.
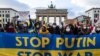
0 0 100 19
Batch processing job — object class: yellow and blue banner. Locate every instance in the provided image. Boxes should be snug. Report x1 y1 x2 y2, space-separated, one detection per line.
0 32 99 56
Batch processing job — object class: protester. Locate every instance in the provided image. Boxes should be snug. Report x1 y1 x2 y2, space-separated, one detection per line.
68 24 74 34
34 21 42 33
79 25 89 35
5 22 16 33
52 23 57 34
28 19 35 33
73 24 79 35
16 22 23 33
0 24 4 32
95 25 100 33
59 22 64 34
48 23 54 34
0 20 100 35
90 25 96 34
64 24 72 34
87 26 91 34
39 25 49 34
55 25 60 34
22 23 29 33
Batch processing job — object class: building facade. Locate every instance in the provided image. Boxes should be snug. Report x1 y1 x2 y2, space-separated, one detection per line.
35 2 68 25
0 8 18 27
85 8 100 26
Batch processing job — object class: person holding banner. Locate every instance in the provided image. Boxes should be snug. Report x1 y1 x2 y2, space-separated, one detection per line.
59 22 65 34
0 24 4 32
5 22 16 33
73 24 79 35
95 25 100 33
48 23 54 34
64 24 72 34
39 22 49 35
90 25 96 34
34 20 42 33
21 22 29 33
79 25 91 35
52 23 57 34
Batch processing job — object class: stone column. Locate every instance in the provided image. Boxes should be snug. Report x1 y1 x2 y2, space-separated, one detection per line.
59 16 62 24
54 16 56 23
42 16 44 22
64 16 67 22
47 16 49 23
65 15 67 19
64 16 66 22
36 15 39 21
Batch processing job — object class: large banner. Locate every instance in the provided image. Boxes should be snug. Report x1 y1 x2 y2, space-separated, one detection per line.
0 32 99 56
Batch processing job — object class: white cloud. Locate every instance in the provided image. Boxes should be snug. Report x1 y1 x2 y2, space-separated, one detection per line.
18 0 51 8
71 0 100 9
1 0 97 19
17 0 71 9
18 0 79 19
0 0 30 11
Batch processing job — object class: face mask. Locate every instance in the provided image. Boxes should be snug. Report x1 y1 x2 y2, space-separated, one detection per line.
97 28 100 30
78 26 80 28
87 27 90 29
53 25 56 28
83 27 86 29
95 18 98 20
66 27 70 32
23 24 27 27
59 25 62 29
42 27 46 32
36 25 39 28
9 25 13 28
49 24 52 26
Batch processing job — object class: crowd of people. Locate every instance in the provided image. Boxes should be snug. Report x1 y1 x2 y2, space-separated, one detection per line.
0 20 100 35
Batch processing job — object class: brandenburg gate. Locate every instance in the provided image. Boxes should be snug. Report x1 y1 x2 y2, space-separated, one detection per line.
35 2 68 24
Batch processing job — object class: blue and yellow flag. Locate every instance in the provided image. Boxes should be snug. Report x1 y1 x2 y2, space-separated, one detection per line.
0 32 99 56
